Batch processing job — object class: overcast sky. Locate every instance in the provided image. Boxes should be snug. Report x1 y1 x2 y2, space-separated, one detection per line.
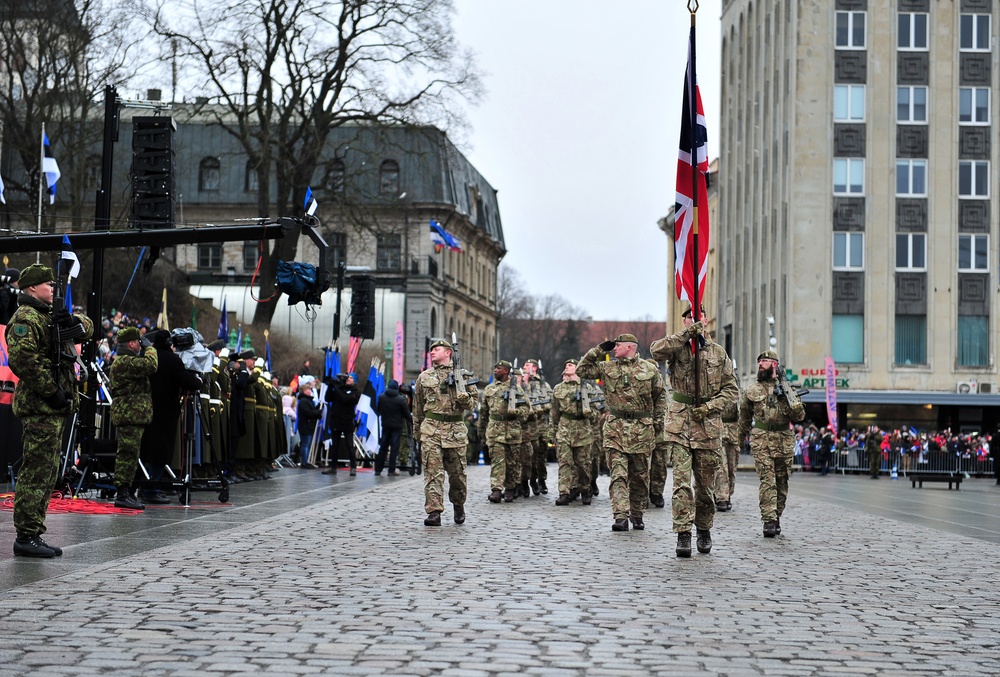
452 0 722 322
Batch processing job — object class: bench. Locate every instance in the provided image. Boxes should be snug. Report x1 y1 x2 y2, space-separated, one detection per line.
910 474 963 490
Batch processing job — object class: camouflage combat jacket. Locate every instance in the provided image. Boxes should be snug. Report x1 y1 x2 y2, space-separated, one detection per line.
5 295 94 418
110 345 158 426
650 329 738 449
737 378 805 440
413 362 478 449
550 379 596 448
478 378 529 445
577 348 666 454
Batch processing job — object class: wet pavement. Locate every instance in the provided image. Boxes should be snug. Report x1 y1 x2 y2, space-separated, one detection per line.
0 463 998 675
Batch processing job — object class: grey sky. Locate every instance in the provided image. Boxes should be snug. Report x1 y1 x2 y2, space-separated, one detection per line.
452 0 722 322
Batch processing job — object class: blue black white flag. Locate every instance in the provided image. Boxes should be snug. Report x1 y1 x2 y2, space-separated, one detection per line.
303 186 317 216
42 132 60 205
429 219 462 253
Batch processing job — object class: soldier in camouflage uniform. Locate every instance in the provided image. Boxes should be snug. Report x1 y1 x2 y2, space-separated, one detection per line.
578 333 666 532
714 397 741 512
737 350 805 537
524 359 552 495
478 360 529 503
110 327 158 510
650 305 738 557
647 360 670 508
413 338 478 526
551 359 597 505
6 264 94 557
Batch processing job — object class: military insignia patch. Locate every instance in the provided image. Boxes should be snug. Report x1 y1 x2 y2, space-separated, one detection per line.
12 324 27 336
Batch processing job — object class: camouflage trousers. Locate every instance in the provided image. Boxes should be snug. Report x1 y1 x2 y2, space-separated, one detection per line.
608 449 651 519
423 445 467 514
714 439 740 502
114 425 144 489
530 437 548 482
649 441 671 498
668 442 720 532
750 430 794 522
556 444 591 495
488 441 518 492
14 415 66 538
519 440 533 484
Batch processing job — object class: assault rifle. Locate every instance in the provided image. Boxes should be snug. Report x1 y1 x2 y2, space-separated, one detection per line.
446 331 479 391
774 364 808 400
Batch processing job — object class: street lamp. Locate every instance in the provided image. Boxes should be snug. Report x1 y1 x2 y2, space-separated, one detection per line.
384 340 393 371
767 315 777 349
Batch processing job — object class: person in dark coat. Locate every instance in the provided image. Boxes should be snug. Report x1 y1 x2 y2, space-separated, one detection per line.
296 382 323 467
139 330 203 503
323 372 360 475
374 379 412 476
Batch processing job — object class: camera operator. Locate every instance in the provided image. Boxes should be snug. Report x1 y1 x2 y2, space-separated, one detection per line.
323 372 360 476
0 267 20 325
109 328 157 510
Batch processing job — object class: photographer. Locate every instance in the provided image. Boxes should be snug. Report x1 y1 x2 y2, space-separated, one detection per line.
110 327 158 510
0 267 20 325
323 372 360 476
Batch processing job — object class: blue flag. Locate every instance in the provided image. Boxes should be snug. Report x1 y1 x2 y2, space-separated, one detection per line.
42 132 60 205
303 186 317 216
218 297 228 341
429 219 462 252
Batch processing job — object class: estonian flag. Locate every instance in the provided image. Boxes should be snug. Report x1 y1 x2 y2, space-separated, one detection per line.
60 235 80 279
303 186 318 216
42 132 60 205
429 219 462 253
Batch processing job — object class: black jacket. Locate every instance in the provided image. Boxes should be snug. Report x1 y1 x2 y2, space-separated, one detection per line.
140 338 203 465
325 381 360 432
375 385 412 431
297 392 323 436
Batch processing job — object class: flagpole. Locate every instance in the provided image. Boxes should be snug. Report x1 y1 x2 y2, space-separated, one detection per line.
688 1 701 405
36 123 45 264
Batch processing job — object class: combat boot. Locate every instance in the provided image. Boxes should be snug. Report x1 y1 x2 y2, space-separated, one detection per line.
696 529 712 553
503 489 515 503
453 504 466 525
676 531 692 557
114 488 145 511
611 518 629 532
423 511 442 526
35 537 62 556
581 490 592 505
774 518 781 535
539 480 548 495
649 494 665 508
763 520 778 537
568 488 580 502
630 514 644 530
554 494 571 506
488 489 502 503
529 479 539 495
13 535 56 558
520 480 530 498
591 481 599 496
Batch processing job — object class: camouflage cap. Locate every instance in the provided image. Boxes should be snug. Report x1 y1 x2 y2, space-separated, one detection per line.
494 360 512 370
614 334 638 343
118 326 140 343
429 338 451 350
18 264 54 289
757 350 779 362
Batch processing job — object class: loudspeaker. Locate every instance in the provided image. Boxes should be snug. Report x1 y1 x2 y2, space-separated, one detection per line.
131 116 176 229
350 275 376 339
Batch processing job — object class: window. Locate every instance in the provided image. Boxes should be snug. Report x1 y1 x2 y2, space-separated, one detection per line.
834 85 865 122
833 232 864 270
243 242 258 272
895 315 927 365
198 244 221 270
959 234 988 271
330 232 346 268
244 159 258 193
376 233 402 270
325 160 345 194
379 160 399 195
832 314 864 364
959 161 989 198
960 14 990 51
199 157 221 192
896 233 926 270
958 315 989 367
896 86 927 123
898 13 928 50
959 88 990 124
896 160 927 196
836 11 866 48
833 158 864 195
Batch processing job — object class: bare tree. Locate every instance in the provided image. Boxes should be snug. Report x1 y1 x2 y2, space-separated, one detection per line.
149 0 482 326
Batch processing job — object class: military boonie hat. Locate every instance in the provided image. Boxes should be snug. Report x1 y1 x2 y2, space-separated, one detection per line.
757 350 779 362
118 326 140 343
18 264 54 289
614 334 638 343
429 338 451 350
494 360 512 369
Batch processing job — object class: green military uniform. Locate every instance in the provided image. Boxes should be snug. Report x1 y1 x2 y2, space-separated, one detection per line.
110 328 158 499
6 265 93 556
737 350 805 537
413 339 478 524
578 334 667 531
465 413 479 464
524 361 552 495
647 361 671 508
866 427 884 479
550 365 597 504
478 362 529 501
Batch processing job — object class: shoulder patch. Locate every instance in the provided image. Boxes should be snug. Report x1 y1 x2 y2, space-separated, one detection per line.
12 324 27 337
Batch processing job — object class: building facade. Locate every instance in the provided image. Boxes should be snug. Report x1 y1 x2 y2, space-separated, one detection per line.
717 0 1000 432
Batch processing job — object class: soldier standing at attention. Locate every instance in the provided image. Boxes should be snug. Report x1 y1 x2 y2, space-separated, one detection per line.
650 305 738 557
866 425 884 480
737 350 805 537
478 360 528 503
578 334 666 532
413 338 478 526
551 359 597 506
6 264 93 557
110 327 158 510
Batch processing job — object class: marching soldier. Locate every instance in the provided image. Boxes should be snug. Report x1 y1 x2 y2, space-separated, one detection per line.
478 360 529 503
110 327 158 510
524 359 552 495
550 359 597 506
715 396 741 512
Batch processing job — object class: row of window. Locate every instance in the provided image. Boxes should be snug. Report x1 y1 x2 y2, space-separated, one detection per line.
836 11 990 52
833 313 988 367
835 84 989 125
195 157 401 195
833 231 988 272
195 232 402 273
834 158 989 197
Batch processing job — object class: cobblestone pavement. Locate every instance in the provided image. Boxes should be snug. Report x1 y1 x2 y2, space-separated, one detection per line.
1 467 998 676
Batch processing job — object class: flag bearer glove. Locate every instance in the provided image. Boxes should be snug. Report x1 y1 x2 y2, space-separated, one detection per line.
690 404 710 422
598 340 617 352
685 321 704 339
53 306 75 328
44 388 70 410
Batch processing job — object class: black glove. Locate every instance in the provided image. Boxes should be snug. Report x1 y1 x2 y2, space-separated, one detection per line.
598 340 616 352
43 388 70 410
53 306 75 328
140 336 152 349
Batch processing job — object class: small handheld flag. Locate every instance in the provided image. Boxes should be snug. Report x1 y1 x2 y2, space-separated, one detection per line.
304 186 317 216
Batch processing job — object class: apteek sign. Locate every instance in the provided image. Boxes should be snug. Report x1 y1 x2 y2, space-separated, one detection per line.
786 367 850 390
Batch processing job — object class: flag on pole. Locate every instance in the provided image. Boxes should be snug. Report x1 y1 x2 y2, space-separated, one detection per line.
325 345 341 379
0 172 6 204
346 335 362 374
265 329 272 371
42 132 60 205
355 361 382 457
156 286 169 330
235 325 243 352
303 186 318 216
673 27 710 306
429 219 462 253
824 356 838 436
60 234 80 279
393 320 404 384
218 297 228 340
64 281 73 313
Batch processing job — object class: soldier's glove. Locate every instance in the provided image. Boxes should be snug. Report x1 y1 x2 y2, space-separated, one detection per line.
690 404 710 422
686 321 704 338
140 336 152 349
53 305 76 329
598 340 616 352
43 388 70 410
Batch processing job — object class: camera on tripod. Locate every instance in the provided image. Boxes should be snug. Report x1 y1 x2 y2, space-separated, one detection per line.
169 332 196 351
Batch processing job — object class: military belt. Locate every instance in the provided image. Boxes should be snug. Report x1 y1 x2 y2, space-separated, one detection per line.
754 421 788 432
210 398 223 405
561 412 586 420
672 392 696 404
425 412 463 423
610 409 653 420
490 414 519 421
